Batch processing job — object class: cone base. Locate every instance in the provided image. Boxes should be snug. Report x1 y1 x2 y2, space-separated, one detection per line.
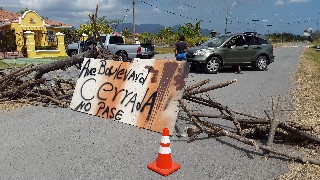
147 161 181 176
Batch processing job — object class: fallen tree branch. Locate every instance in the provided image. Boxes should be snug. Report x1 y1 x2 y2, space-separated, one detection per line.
180 99 320 165
184 79 237 96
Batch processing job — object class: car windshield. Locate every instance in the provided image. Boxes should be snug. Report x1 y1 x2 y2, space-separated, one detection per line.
108 36 124 44
201 36 230 47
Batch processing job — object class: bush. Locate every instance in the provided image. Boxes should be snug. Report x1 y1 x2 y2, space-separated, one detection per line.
35 46 57 50
0 30 16 52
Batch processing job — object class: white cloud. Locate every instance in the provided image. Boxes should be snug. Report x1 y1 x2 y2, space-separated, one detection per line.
287 0 310 3
152 8 161 14
18 0 118 12
275 0 309 6
6 0 126 26
275 0 285 6
0 0 316 34
231 0 265 9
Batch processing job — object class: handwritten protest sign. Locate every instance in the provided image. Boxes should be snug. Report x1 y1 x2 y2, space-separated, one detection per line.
70 58 190 133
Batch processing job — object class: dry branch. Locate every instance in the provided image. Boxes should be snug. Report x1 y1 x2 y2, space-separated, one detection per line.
184 79 211 93
179 99 320 165
184 79 237 96
180 79 320 165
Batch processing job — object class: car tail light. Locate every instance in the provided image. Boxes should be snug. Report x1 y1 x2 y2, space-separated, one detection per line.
137 46 142 53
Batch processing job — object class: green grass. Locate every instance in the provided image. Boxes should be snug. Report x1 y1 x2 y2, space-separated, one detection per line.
40 56 68 61
0 56 68 69
305 42 320 64
0 61 23 69
308 50 320 63
155 47 174 54
0 61 8 68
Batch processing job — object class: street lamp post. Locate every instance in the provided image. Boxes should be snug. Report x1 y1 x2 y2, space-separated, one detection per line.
317 12 320 29
252 19 259 32
133 0 136 34
224 8 230 34
267 24 272 34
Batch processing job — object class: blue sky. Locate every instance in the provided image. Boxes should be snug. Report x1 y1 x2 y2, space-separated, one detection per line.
1 0 319 35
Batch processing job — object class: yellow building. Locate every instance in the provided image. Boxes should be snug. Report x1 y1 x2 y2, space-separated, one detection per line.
0 9 72 58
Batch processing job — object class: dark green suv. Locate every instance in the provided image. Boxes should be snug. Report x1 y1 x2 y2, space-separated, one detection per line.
187 32 275 74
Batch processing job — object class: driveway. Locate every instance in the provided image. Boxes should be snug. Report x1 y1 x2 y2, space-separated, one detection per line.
0 43 306 179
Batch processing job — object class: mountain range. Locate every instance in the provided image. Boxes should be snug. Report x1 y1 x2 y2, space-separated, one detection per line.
114 23 212 35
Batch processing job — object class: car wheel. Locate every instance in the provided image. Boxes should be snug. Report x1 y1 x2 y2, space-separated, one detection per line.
117 52 128 62
256 56 268 71
205 56 221 74
70 50 78 57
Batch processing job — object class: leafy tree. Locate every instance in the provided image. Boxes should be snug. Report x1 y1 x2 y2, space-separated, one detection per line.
62 27 79 47
121 28 132 38
177 21 206 47
156 27 176 46
76 16 122 37
312 30 320 42
141 32 154 44
0 30 17 58
17 8 30 14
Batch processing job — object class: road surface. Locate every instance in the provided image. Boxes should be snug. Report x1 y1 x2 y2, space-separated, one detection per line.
0 43 307 179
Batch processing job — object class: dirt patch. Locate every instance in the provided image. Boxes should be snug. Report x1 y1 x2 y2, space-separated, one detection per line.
279 49 320 179
0 101 29 113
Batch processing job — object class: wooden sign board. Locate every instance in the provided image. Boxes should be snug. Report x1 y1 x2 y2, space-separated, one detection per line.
70 58 190 133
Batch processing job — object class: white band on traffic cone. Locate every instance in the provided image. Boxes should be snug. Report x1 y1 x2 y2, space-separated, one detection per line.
161 136 170 144
159 146 171 154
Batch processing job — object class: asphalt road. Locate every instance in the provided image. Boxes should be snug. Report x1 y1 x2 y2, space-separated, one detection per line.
0 43 307 179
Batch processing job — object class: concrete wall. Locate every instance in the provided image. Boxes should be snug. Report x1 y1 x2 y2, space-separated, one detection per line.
24 31 66 58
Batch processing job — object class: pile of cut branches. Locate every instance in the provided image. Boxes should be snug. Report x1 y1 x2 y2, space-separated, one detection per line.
0 46 115 108
179 79 320 165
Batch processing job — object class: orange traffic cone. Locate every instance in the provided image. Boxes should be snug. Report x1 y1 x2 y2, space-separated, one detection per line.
147 128 181 176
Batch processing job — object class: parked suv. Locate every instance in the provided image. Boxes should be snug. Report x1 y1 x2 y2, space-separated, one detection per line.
187 32 275 74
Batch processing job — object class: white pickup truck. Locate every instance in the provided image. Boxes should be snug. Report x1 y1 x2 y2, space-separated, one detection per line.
66 34 155 61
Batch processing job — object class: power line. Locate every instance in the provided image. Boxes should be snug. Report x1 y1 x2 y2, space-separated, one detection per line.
139 0 212 23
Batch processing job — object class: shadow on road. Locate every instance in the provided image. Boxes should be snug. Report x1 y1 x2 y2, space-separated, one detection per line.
189 66 267 74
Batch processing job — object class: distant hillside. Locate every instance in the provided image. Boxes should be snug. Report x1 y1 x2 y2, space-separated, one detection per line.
115 23 165 34
115 23 211 35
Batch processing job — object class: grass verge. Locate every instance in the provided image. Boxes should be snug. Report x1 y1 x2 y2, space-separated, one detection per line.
155 47 173 54
279 47 320 179
0 61 23 69
43 56 68 61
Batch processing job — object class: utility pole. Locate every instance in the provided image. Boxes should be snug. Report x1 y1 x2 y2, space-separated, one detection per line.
252 19 259 32
224 8 230 34
317 12 320 29
133 0 136 34
267 24 272 34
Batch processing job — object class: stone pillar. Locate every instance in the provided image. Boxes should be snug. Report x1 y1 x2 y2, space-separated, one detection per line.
24 31 36 58
15 31 23 52
56 32 67 56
